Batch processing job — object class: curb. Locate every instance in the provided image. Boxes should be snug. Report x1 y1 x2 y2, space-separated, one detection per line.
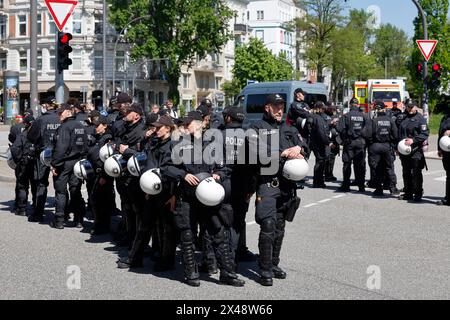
0 175 15 183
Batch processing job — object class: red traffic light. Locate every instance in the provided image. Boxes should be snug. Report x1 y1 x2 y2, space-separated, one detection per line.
432 63 441 72
59 33 72 45
417 63 423 72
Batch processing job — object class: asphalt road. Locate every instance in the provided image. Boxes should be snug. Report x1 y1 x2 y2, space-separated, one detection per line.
0 128 449 300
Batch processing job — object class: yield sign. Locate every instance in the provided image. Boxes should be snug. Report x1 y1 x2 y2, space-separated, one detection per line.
44 0 78 31
416 40 438 61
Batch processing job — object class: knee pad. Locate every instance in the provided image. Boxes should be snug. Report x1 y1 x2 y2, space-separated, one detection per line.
260 218 275 233
276 218 285 231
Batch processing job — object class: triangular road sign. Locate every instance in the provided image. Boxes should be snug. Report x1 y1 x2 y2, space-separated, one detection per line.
44 0 78 32
416 40 438 61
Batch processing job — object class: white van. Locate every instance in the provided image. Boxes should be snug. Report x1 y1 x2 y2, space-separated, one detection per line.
233 81 328 126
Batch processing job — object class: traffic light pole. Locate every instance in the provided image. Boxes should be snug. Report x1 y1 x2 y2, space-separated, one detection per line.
55 32 65 104
412 0 429 122
30 0 38 116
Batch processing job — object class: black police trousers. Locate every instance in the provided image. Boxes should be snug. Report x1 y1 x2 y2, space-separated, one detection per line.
312 147 329 186
115 176 140 244
128 195 177 267
90 175 114 232
174 195 235 280
53 160 84 223
254 182 288 278
400 153 426 197
368 143 396 191
15 159 36 214
325 151 338 179
32 158 51 218
342 144 366 188
442 153 450 203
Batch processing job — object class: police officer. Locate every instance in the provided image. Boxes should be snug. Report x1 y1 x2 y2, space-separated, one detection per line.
114 103 146 247
27 99 61 222
367 101 398 197
50 104 87 229
337 97 370 192
309 101 331 188
324 103 340 182
398 100 429 202
10 115 36 216
119 115 178 271
287 88 312 147
167 111 245 287
86 115 114 234
249 94 307 286
8 115 24 144
109 93 132 139
220 106 255 265
436 105 450 206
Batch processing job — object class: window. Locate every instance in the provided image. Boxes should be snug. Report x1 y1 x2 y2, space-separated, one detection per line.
49 49 56 70
71 49 82 70
247 11 249 21
115 51 125 72
48 13 57 35
18 15 27 36
257 11 264 20
183 74 190 89
94 15 103 34
0 52 6 69
94 50 103 71
246 93 287 114
37 13 42 36
0 15 6 41
72 12 82 34
20 50 27 71
357 88 367 99
215 77 221 90
255 30 264 41
37 49 42 70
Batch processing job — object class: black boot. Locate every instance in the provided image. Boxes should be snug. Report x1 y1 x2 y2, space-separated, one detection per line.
214 229 244 287
50 219 64 229
116 257 143 269
258 227 274 286
272 220 286 280
181 230 200 287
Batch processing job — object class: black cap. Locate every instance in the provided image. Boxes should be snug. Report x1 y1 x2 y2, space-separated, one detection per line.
196 105 211 118
145 113 159 127
294 88 307 95
116 93 132 104
200 98 213 108
57 103 73 113
350 98 359 105
374 100 385 109
89 110 101 118
223 107 245 122
183 111 203 125
127 103 143 116
266 94 285 105
152 115 174 127
406 100 418 108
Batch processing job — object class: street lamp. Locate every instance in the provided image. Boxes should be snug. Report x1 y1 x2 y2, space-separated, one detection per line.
112 15 152 96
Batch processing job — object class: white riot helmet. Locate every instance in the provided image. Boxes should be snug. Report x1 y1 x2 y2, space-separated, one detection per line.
127 153 148 177
283 159 309 181
398 139 412 156
73 159 94 180
6 148 16 170
301 118 307 129
140 169 162 195
99 143 115 162
195 177 226 207
40 147 52 167
439 135 450 152
104 154 127 178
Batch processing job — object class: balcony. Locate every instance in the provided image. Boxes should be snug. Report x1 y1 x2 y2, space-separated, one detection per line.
234 24 248 35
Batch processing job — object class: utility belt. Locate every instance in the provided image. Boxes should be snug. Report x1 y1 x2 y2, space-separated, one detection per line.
259 176 280 188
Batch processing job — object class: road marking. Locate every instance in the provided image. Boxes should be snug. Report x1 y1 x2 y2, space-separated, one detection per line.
246 221 257 226
434 176 446 182
332 195 346 199
318 198 332 203
424 170 445 176
303 203 318 208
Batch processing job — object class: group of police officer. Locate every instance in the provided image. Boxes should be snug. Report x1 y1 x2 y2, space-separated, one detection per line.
6 89 450 288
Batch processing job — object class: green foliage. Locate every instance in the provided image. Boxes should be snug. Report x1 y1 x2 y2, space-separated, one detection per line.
232 38 293 90
410 0 450 110
108 0 234 103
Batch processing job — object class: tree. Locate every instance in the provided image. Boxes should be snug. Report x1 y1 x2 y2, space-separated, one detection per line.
295 0 345 82
410 0 450 108
232 38 293 90
108 0 234 103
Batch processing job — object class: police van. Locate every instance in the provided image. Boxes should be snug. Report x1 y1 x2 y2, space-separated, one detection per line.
233 81 328 126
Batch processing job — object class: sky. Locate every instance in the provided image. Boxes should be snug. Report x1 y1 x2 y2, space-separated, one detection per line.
344 0 450 38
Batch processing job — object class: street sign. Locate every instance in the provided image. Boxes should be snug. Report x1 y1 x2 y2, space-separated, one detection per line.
416 40 438 61
44 0 78 31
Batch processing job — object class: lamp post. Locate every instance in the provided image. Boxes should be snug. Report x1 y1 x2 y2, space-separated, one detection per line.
111 15 152 96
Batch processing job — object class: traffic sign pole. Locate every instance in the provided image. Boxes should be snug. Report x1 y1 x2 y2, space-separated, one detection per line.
55 32 65 104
